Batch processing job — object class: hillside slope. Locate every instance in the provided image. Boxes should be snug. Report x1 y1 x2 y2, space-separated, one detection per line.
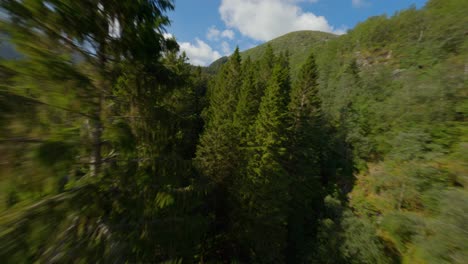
207 30 336 78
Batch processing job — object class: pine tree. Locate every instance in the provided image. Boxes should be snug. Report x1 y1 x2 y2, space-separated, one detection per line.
288 52 324 180
234 56 262 142
256 44 276 95
286 52 325 262
195 47 242 183
194 48 244 260
259 44 276 79
114 52 208 262
241 55 292 262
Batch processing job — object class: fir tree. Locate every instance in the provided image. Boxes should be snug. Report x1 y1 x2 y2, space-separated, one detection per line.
286 52 325 262
194 48 244 260
234 56 262 142
241 55 292 262
195 47 242 183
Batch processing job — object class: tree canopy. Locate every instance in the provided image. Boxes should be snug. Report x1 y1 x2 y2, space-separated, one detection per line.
0 0 467 263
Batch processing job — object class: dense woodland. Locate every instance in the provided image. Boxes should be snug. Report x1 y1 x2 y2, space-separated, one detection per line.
0 0 467 263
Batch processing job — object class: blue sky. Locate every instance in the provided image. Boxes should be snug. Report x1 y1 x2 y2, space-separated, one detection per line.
167 0 428 66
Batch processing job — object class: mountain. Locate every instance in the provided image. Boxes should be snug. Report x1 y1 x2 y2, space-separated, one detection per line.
207 30 336 78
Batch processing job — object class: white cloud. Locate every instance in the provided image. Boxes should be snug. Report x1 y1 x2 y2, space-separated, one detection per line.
179 38 222 66
221 41 231 55
285 0 319 3
207 26 235 41
219 0 343 41
334 28 347 35
164 33 222 66
206 26 221 40
221 29 235 40
163 33 174 39
352 0 368 7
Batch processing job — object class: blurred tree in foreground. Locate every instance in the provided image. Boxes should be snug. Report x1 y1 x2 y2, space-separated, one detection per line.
0 0 208 262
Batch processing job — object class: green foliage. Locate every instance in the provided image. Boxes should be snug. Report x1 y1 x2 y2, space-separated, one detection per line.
285 52 327 262
241 31 336 79
0 0 209 263
416 189 468 264
1 0 467 262
195 48 243 183
155 192 175 209
238 56 292 262
208 31 336 80
341 211 395 264
233 56 262 140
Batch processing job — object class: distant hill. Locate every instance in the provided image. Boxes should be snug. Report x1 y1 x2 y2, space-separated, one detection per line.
207 30 337 78
204 56 228 75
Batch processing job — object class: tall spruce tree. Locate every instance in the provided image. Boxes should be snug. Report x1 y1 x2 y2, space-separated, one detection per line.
286 52 325 262
234 56 262 142
258 44 276 83
194 48 244 260
195 47 242 182
240 54 292 263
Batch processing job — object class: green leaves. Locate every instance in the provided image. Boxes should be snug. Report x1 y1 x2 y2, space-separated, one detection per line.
155 192 175 209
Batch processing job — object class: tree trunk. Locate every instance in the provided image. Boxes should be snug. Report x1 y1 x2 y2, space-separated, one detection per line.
89 95 103 177
89 43 107 177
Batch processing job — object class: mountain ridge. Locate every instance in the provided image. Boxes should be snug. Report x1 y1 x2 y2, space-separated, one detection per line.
206 30 337 77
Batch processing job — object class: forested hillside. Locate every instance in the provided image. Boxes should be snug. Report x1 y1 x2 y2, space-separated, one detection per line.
0 0 467 263
208 30 336 78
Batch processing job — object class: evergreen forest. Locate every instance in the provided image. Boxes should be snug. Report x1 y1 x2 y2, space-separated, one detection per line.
0 0 467 263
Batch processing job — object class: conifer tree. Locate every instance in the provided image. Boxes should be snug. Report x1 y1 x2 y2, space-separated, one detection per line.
234 56 261 142
259 44 276 78
240 55 292 262
194 48 243 260
288 52 324 179
195 47 242 182
286 52 325 261
256 44 276 94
